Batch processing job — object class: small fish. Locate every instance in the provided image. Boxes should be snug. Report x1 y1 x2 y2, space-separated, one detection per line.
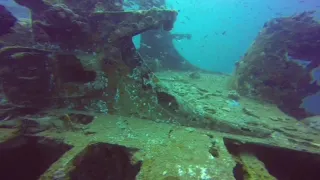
141 43 151 48
17 76 40 80
155 34 163 39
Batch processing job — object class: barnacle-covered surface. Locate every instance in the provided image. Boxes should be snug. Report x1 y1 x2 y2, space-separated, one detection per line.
1 1 320 180
232 11 320 119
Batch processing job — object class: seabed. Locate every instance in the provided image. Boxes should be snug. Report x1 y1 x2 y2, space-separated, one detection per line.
1 71 319 180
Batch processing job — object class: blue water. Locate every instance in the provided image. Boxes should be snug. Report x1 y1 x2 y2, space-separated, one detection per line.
167 0 320 74
132 0 320 73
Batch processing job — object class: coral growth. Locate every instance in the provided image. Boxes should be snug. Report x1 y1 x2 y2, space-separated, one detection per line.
233 11 320 119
